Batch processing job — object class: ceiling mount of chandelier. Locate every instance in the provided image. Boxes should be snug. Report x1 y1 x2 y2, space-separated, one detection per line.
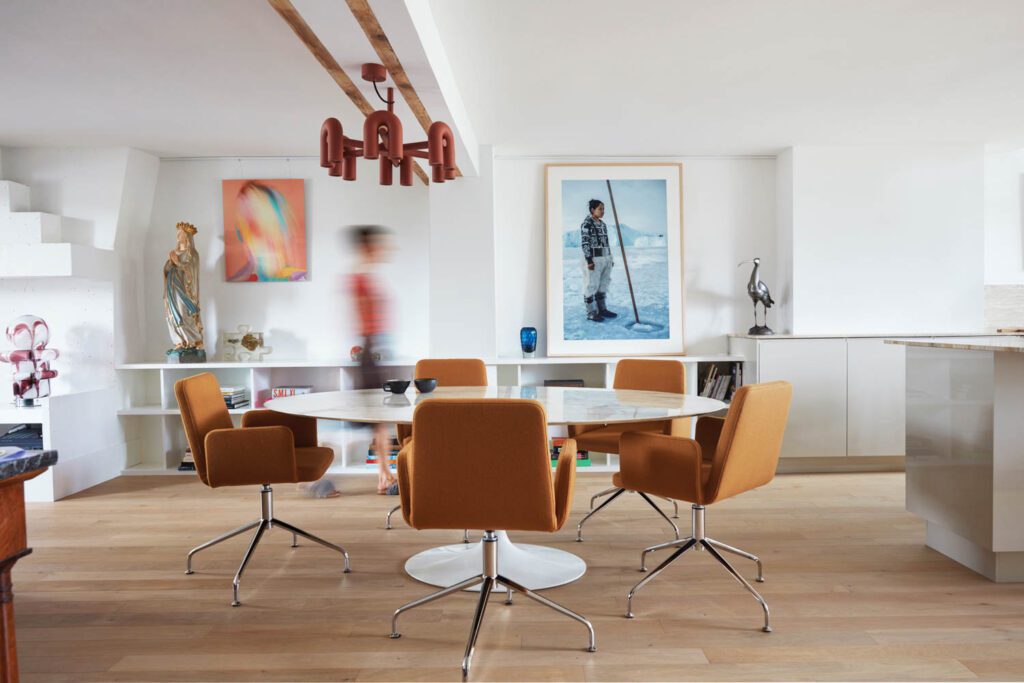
320 63 456 186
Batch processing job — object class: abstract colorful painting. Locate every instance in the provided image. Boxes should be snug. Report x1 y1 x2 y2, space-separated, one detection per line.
222 179 307 282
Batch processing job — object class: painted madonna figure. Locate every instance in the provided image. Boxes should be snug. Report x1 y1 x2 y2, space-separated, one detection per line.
164 221 206 363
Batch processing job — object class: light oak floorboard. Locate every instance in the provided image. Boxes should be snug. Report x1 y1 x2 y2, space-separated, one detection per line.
12 472 1024 681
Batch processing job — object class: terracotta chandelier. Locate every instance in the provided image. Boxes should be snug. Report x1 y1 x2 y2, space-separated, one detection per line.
320 63 456 186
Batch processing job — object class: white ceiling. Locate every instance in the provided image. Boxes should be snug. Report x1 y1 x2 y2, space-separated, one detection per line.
427 0 1024 155
2 0 1023 158
0 0 446 158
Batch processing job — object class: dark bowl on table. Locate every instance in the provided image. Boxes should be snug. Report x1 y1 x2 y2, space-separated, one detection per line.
414 378 438 393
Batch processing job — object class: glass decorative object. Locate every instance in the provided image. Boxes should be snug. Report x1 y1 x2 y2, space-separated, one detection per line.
520 326 538 358
0 315 59 407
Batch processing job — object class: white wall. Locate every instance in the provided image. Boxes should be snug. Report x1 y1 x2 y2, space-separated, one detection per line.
0 145 156 500
493 156 777 356
0 146 157 393
984 147 1024 285
428 146 496 357
774 149 794 332
142 158 432 361
783 145 986 334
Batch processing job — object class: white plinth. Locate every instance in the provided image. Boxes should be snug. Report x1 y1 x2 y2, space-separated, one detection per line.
404 531 586 591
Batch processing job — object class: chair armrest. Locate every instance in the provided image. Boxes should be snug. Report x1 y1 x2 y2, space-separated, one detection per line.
204 426 298 488
396 440 414 527
695 416 725 461
396 423 412 446
242 409 318 448
553 438 577 530
619 432 704 505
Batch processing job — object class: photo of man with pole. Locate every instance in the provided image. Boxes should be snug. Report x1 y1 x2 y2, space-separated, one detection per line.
557 174 672 343
549 164 681 354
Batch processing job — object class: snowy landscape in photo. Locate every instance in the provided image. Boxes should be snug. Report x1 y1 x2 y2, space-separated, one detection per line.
559 178 671 340
562 245 670 340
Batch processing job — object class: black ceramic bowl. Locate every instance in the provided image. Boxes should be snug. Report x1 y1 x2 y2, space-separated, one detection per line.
383 379 411 393
414 378 438 393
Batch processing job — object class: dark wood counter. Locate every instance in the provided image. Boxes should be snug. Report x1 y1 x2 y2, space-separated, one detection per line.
0 450 56 683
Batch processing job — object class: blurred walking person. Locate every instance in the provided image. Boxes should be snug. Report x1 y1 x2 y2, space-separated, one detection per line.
348 225 398 494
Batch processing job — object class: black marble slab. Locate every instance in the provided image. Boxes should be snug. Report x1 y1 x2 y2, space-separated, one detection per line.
0 449 57 482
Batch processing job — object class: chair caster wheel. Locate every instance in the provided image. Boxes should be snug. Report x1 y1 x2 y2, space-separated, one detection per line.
231 601 240 607
390 632 401 639
762 626 772 633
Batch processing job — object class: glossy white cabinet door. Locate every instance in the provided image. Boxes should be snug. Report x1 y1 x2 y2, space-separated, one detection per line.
757 339 847 458
847 338 906 456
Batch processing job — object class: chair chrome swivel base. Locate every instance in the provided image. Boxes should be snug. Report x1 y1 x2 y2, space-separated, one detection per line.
185 484 351 607
576 487 680 542
626 504 771 632
390 530 596 681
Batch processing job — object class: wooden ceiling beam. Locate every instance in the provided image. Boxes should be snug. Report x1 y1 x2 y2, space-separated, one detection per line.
345 0 461 177
267 0 429 184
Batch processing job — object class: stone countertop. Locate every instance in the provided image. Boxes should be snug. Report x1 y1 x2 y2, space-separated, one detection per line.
0 450 57 482
884 336 1024 353
730 332 1005 340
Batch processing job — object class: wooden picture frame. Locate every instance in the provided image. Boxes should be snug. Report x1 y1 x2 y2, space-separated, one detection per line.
545 163 684 356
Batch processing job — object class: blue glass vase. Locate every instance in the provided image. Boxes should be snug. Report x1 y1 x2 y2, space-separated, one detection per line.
520 326 538 358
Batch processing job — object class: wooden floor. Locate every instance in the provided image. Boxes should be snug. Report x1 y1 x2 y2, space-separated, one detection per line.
13 472 1024 682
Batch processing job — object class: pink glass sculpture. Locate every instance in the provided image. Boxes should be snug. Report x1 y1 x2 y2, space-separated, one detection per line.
0 315 59 406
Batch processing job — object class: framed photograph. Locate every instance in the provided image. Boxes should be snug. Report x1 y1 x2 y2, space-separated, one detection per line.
545 163 683 356
222 178 308 282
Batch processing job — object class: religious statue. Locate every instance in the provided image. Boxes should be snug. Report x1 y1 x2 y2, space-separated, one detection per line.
164 221 207 363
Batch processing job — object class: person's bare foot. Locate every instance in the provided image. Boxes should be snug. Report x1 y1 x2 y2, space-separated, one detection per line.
377 471 397 494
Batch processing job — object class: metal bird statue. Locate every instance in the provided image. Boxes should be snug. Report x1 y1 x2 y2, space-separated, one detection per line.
738 257 775 335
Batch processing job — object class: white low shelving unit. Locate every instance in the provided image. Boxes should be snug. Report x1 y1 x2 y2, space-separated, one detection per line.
116 355 740 476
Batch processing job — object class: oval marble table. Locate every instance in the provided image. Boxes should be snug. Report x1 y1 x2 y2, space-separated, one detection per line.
267 386 726 591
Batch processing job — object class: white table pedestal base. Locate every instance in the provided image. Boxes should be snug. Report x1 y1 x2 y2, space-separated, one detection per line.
404 531 586 592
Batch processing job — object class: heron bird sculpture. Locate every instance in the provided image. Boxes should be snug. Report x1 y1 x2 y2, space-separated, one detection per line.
738 257 775 335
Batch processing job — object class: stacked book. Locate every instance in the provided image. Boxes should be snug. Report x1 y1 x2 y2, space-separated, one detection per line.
221 386 250 409
271 385 312 398
178 447 195 472
550 437 590 467
367 436 401 471
700 365 739 401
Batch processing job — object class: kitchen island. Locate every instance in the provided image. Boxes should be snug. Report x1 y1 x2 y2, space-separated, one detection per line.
886 336 1024 581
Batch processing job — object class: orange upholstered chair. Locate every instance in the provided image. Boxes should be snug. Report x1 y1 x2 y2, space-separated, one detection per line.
389 399 594 679
573 358 690 541
175 372 350 606
620 381 792 632
386 358 488 531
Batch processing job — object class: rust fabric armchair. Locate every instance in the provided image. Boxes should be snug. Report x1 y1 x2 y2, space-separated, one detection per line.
175 372 350 606
389 399 594 680
386 358 488 532
573 358 690 541
620 381 792 632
